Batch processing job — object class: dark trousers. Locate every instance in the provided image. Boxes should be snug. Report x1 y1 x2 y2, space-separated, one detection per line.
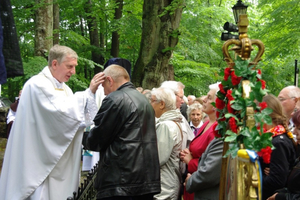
98 194 154 200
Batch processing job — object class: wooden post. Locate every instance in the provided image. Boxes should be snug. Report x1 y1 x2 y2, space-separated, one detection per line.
219 142 229 200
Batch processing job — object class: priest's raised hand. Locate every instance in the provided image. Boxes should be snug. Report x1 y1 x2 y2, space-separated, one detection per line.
89 72 106 94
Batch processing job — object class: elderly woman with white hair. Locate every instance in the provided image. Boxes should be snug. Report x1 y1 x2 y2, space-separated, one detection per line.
150 87 183 200
187 103 203 136
180 82 223 200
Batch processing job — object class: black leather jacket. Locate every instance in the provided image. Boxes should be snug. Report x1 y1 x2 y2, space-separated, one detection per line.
85 82 161 199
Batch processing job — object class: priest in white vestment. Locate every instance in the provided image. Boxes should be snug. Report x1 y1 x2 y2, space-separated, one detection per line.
0 44 104 200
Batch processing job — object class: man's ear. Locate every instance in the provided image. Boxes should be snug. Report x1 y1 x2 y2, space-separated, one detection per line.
107 76 114 87
52 60 58 69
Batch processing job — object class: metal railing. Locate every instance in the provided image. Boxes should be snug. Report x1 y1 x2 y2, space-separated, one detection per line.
67 162 99 200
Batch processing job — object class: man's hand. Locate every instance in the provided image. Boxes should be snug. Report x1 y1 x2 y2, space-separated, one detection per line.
89 72 106 94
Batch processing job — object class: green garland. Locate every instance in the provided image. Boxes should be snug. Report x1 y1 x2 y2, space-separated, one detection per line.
213 57 273 157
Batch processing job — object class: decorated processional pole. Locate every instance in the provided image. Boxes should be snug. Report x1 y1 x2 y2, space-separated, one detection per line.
216 2 273 200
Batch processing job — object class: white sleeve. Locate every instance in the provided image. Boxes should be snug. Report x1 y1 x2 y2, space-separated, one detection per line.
83 88 99 126
6 109 16 124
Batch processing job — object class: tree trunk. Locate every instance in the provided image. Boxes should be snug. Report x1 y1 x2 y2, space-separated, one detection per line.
85 0 105 74
132 0 184 89
99 0 106 66
34 0 53 58
53 2 59 45
110 0 123 58
79 16 85 37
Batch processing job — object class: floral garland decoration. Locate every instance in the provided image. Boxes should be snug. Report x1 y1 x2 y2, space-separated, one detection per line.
258 125 294 164
212 57 273 158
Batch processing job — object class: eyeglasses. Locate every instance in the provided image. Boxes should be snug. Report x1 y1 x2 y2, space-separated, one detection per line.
150 98 160 103
176 94 184 100
278 97 295 102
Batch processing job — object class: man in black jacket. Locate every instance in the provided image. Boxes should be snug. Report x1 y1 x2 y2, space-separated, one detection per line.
85 64 161 200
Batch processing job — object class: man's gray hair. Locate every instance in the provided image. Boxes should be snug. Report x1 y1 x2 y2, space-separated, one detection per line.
104 64 130 82
151 87 176 110
188 95 196 101
285 85 300 98
160 81 185 95
187 103 202 121
48 44 78 66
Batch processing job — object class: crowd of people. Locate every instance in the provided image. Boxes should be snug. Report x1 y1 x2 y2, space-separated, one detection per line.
0 44 299 200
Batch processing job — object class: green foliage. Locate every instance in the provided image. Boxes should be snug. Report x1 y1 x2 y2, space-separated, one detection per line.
22 57 48 80
252 0 300 94
215 58 273 157
158 0 185 17
5 0 300 101
172 53 220 97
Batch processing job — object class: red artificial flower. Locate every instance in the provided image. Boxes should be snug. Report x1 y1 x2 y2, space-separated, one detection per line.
257 146 272 164
212 123 221 138
257 69 262 75
231 71 242 86
216 97 225 110
219 83 226 94
256 125 267 134
226 90 234 101
259 79 266 89
216 111 225 121
224 68 231 81
227 102 234 114
259 102 268 110
229 117 238 133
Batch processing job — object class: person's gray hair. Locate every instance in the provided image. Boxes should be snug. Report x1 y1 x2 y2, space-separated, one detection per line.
48 44 78 66
209 82 220 94
285 86 300 98
151 87 176 110
103 64 130 82
188 95 196 101
187 103 203 121
160 81 185 95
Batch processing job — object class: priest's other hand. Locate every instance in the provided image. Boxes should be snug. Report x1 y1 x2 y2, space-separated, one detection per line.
90 72 105 93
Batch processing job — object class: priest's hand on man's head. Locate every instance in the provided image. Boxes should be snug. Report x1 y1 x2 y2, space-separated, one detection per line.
89 72 106 94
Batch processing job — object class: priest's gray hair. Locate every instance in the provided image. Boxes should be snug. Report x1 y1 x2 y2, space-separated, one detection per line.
104 64 130 82
187 103 203 121
48 44 78 66
160 81 185 95
151 87 176 110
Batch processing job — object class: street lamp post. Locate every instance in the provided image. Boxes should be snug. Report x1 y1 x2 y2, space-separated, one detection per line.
219 1 266 200
221 0 248 41
232 0 248 25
